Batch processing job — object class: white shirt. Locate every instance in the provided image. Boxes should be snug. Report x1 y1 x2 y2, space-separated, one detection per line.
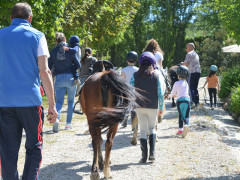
37 35 50 58
155 52 164 69
184 50 201 73
169 80 190 100
121 65 139 84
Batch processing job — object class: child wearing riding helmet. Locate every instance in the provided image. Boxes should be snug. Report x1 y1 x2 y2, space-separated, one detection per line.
130 51 164 163
121 51 139 84
121 51 139 127
203 65 220 109
169 65 190 138
63 35 81 86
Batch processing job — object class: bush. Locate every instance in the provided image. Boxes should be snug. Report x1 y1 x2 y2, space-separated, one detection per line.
218 66 240 100
230 84 240 116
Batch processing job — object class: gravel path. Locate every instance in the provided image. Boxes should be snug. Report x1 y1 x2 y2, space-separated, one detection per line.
15 78 240 180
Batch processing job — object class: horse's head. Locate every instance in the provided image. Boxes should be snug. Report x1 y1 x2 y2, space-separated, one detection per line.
92 60 114 73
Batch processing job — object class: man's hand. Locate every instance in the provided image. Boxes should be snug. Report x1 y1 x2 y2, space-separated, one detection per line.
47 106 58 123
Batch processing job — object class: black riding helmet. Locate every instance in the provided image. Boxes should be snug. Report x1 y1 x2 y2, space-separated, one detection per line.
177 65 189 79
126 51 138 63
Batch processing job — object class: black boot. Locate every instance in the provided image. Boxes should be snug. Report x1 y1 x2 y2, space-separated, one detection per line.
149 134 156 161
139 138 148 163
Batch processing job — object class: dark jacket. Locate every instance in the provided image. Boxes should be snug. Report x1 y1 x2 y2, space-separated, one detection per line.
48 43 81 76
134 72 159 109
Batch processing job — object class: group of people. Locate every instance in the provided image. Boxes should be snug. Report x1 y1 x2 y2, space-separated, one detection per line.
121 40 220 163
0 2 221 179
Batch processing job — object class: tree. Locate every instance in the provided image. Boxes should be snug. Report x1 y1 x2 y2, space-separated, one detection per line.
215 0 240 42
0 0 68 47
63 0 139 59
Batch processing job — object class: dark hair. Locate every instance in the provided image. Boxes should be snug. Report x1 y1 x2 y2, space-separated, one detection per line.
11 3 32 20
142 39 164 56
136 63 153 77
208 70 216 77
81 48 92 64
55 32 65 43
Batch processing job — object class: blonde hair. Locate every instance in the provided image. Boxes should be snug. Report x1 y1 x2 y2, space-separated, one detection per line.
55 32 65 43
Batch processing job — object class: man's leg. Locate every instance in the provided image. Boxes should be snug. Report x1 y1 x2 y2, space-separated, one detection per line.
190 73 200 105
18 106 44 180
0 107 22 180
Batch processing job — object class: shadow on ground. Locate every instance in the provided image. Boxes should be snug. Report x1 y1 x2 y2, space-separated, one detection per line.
39 161 89 180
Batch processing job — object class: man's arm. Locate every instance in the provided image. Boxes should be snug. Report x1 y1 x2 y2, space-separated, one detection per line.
38 56 58 123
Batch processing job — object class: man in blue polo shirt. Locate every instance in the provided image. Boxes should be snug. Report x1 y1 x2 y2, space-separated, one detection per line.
0 3 58 179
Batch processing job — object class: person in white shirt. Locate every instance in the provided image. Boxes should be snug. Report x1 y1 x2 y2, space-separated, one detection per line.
182 43 201 106
121 51 139 127
121 51 139 83
169 65 191 138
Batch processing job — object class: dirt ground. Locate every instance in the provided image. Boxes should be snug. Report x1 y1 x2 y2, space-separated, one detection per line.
13 78 240 180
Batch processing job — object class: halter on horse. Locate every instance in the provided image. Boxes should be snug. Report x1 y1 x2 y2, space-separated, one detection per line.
80 61 141 180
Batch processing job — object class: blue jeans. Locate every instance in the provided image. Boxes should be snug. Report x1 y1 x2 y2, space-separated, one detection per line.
55 73 77 124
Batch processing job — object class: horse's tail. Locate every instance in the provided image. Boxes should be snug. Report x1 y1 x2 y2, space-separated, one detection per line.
90 71 141 132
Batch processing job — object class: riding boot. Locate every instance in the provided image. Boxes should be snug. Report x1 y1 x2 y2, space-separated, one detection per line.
139 138 148 163
149 134 156 161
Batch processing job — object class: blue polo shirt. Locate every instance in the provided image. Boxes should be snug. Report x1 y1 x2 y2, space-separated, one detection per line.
0 18 43 107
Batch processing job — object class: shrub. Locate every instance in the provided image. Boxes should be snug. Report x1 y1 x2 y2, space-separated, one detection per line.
218 66 240 100
229 84 240 116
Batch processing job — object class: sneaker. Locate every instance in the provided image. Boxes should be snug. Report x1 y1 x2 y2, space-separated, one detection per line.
65 123 72 130
53 120 59 133
73 80 80 86
182 125 189 138
176 130 183 135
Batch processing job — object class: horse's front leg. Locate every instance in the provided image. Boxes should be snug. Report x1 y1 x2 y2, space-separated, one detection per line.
89 127 101 180
104 124 118 179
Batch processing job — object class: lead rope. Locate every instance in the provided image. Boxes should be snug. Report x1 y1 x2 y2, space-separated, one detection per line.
101 60 105 71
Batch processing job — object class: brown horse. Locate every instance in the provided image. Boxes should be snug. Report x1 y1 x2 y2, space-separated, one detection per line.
80 66 140 180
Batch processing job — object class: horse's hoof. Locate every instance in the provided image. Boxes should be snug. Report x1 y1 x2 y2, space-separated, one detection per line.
90 172 100 180
104 167 112 179
131 139 137 145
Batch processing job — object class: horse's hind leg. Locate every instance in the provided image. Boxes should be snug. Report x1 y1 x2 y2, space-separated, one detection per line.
104 124 118 179
89 126 101 180
131 114 138 145
98 136 104 170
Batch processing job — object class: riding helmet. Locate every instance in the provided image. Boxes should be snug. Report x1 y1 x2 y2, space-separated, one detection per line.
69 35 80 47
210 65 218 72
126 51 138 63
139 51 156 69
177 65 189 78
